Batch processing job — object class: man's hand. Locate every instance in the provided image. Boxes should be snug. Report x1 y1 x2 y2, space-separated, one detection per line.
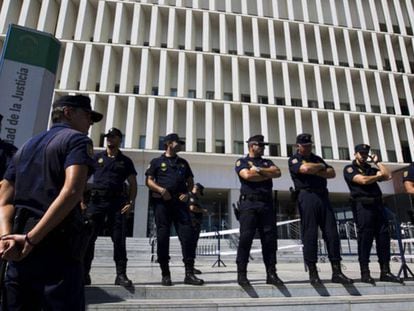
179 193 189 202
121 203 133 214
1 234 34 261
161 189 172 201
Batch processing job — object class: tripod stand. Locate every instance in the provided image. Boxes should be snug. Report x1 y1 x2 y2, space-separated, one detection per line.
212 201 226 267
394 220 414 279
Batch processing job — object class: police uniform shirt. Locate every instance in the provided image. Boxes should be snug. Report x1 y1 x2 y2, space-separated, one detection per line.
92 150 137 192
3 123 95 215
343 160 382 198
0 139 17 179
288 152 331 190
403 163 414 183
235 156 274 195
145 154 194 194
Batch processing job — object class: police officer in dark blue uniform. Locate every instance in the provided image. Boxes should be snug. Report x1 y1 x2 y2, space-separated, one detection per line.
0 95 102 310
289 133 352 285
235 134 283 286
0 114 17 180
145 133 204 286
344 144 401 283
188 182 206 275
83 127 137 287
403 162 414 195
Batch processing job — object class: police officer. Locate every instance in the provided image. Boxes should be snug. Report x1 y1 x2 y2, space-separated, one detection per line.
0 95 102 310
403 162 414 194
83 127 137 287
188 182 206 275
235 134 283 286
145 133 203 286
0 113 17 180
288 133 352 285
344 144 401 283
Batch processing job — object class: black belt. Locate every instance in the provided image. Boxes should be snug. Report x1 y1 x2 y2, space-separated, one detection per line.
352 197 382 204
240 193 272 202
299 188 327 195
91 188 123 197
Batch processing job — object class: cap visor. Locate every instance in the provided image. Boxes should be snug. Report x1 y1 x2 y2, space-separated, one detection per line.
91 111 103 122
178 140 185 145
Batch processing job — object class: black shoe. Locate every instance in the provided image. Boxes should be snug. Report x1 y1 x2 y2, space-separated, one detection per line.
184 273 204 285
237 272 250 286
115 274 132 287
308 264 322 286
380 272 403 283
84 274 91 286
361 271 375 284
161 275 172 286
332 272 354 284
266 272 284 286
193 268 202 274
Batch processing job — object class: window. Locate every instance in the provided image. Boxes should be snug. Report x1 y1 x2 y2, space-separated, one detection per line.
178 45 185 50
139 135 146 149
258 96 268 104
228 50 237 55
170 88 177 96
338 147 350 160
158 136 165 150
215 140 225 153
324 101 335 110
241 94 251 103
195 46 202 51
340 103 350 111
188 89 196 98
269 143 280 156
152 87 159 95
233 141 244 154
308 100 318 108
322 146 333 159
114 84 120 93
387 150 397 162
276 97 286 106
206 91 214 99
95 82 100 92
197 139 205 152
291 99 302 107
223 92 233 101
386 106 395 114
400 99 409 116
371 105 380 113
161 43 167 48
133 85 139 94
356 104 366 112
245 51 254 56
287 144 296 156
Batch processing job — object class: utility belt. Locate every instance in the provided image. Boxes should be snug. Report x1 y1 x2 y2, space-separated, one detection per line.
351 196 382 205
299 188 328 195
91 188 123 198
14 206 94 262
240 193 273 203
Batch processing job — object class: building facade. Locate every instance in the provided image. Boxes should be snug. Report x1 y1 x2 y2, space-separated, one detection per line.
0 0 413 237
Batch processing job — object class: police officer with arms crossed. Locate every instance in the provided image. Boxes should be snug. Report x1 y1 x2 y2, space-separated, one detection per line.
0 114 17 181
235 134 283 286
0 95 102 310
403 162 414 195
145 133 203 286
83 127 137 287
344 144 401 283
289 133 352 285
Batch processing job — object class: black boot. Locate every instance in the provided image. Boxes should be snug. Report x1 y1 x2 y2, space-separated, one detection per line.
237 271 250 286
308 263 322 285
115 262 132 287
160 262 172 286
331 261 353 284
379 263 402 283
193 267 202 274
360 263 375 284
184 262 204 285
266 266 284 285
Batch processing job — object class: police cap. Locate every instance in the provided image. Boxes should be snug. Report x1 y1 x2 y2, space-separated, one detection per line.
296 133 312 145
163 133 185 145
53 95 103 123
355 144 370 153
104 127 123 138
246 135 269 145
195 182 204 195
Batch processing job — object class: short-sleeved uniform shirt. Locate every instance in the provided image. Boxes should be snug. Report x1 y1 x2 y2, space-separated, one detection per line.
343 160 382 198
403 163 414 184
0 139 17 179
235 155 274 195
4 123 94 216
92 150 137 192
288 152 331 190
145 154 193 195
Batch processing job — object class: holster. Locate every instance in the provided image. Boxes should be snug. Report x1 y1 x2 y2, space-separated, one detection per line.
232 202 240 221
289 187 299 202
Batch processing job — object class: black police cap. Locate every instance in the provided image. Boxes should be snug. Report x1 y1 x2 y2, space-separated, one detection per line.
355 144 370 153
246 134 269 145
104 127 123 138
52 95 103 123
195 183 204 195
163 133 185 145
296 133 312 145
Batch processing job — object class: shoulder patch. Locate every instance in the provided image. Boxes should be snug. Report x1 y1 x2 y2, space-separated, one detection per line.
87 143 94 159
160 162 167 171
347 167 353 174
98 158 104 166
236 160 241 167
404 171 408 177
292 158 298 164
247 161 253 167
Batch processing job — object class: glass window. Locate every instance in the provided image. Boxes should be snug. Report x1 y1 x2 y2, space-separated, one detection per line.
197 139 205 152
340 103 350 111
387 150 397 162
276 97 285 106
152 87 159 95
188 89 196 98
338 147 350 160
215 140 225 153
170 88 177 96
139 135 146 149
292 99 302 107
241 94 251 103
308 100 318 108
258 96 268 104
324 101 335 110
269 143 280 156
223 92 233 101
233 141 244 154
206 91 214 99
356 104 366 112
322 146 333 159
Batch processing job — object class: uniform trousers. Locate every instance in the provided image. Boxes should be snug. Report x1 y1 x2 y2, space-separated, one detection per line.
153 198 193 264
352 201 390 264
189 212 203 259
297 190 341 264
84 195 128 275
3 235 84 311
236 199 277 268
